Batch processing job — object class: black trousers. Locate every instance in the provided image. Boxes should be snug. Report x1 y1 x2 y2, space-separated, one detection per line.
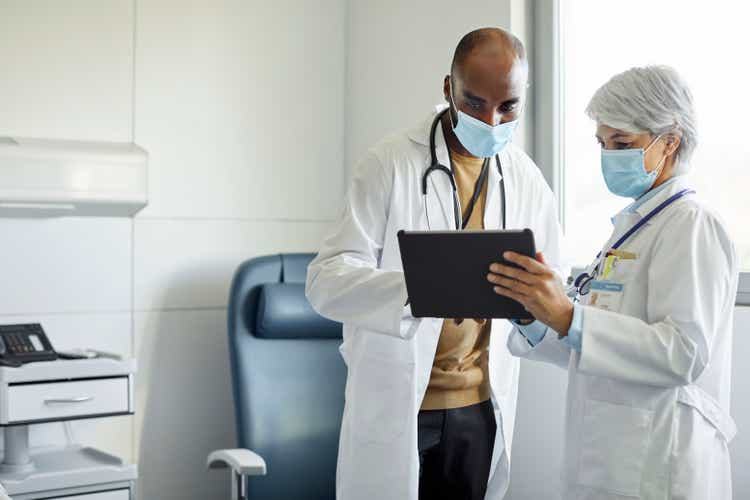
417 399 497 500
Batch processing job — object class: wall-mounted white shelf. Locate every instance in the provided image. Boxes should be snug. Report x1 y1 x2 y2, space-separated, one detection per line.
0 137 148 218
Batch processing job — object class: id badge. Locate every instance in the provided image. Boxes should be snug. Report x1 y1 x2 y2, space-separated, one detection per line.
589 280 625 311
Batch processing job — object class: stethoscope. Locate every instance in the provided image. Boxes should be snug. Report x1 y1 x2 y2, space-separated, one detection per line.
421 108 506 230
568 187 696 301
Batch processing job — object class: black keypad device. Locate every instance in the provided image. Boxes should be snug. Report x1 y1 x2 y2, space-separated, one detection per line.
0 323 58 364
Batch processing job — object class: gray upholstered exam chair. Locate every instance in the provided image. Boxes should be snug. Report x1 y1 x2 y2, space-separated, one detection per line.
207 253 345 500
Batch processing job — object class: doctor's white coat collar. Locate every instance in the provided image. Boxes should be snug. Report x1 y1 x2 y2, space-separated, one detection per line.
611 174 693 224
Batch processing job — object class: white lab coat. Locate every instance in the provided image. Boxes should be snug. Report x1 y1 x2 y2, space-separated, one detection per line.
509 176 738 500
306 109 563 500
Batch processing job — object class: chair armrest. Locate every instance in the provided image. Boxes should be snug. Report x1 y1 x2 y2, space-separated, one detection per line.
207 448 267 476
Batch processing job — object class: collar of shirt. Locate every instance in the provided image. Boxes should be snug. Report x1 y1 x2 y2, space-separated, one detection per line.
610 175 688 225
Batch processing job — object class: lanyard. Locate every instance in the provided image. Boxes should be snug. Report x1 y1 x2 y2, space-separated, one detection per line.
597 188 696 259
572 187 695 296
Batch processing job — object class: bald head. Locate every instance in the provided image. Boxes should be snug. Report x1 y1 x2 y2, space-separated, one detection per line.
451 27 527 77
441 28 528 154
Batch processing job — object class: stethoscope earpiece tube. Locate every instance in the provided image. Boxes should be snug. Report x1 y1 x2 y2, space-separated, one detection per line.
422 109 506 231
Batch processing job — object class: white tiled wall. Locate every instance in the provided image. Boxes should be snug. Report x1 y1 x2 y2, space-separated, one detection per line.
134 309 234 500
133 219 330 311
0 0 134 142
0 1 345 499
730 306 750 498
134 0 345 220
0 218 132 315
132 1 343 495
345 0 520 178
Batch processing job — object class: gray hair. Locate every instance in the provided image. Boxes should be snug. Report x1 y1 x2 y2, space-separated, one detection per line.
586 65 697 173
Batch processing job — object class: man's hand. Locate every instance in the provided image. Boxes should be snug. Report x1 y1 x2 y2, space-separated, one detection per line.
487 251 574 335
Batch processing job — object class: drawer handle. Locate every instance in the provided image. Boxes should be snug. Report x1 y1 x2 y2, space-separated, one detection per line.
43 396 94 405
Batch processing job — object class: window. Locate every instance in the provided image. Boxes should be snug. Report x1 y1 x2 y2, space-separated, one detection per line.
559 0 750 275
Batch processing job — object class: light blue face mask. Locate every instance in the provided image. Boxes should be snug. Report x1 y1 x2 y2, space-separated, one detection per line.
600 135 666 199
449 85 518 158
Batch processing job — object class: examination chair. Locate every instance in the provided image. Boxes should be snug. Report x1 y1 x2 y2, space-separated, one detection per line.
207 253 345 500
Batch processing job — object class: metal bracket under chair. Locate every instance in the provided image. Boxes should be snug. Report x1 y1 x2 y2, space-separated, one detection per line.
207 448 267 500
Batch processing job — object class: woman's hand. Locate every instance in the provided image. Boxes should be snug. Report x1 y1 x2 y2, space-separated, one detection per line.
487 251 574 335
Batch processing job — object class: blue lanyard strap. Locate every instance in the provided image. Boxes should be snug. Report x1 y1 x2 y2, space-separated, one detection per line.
572 187 696 296
597 187 695 258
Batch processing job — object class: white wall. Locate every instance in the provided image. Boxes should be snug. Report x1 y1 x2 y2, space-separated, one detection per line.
730 306 750 497
0 1 345 499
345 0 536 177
507 360 567 499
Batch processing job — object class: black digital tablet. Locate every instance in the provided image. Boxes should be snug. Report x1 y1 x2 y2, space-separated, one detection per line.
397 229 536 319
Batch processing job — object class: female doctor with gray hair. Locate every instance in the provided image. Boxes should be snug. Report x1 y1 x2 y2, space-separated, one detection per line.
487 65 739 499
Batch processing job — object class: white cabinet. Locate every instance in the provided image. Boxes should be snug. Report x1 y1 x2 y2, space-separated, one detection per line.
0 359 135 425
7 377 129 423
0 359 137 499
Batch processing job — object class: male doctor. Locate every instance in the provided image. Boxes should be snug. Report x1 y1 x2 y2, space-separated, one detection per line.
306 28 562 500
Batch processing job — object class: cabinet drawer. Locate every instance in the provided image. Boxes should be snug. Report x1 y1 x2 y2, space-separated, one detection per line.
51 489 130 500
7 377 129 423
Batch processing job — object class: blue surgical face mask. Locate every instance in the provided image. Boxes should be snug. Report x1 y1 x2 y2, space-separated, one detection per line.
600 135 666 199
449 84 518 158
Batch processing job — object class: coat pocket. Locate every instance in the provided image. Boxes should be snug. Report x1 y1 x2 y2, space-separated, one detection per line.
351 354 413 445
577 399 654 497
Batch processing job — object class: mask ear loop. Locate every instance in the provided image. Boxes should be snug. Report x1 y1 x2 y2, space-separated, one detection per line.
447 77 460 129
644 133 668 178
643 133 663 153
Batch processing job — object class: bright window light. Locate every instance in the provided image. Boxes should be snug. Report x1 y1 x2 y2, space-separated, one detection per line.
561 0 750 270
